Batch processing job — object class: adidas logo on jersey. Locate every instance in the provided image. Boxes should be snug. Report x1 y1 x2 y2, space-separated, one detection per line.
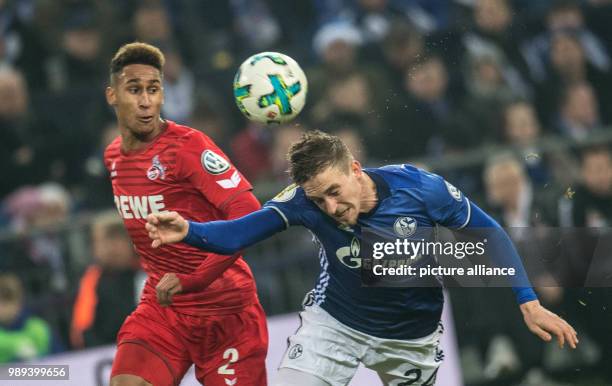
216 171 241 189
110 160 117 178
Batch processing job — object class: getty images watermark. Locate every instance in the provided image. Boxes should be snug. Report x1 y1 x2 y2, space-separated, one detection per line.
361 226 612 288
368 238 518 278
358 226 540 288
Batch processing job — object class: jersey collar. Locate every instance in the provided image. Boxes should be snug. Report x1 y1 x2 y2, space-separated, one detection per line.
359 169 390 219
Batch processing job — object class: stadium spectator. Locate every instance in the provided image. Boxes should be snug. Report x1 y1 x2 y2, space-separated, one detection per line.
584 0 612 55
4 183 72 296
229 122 273 183
462 47 526 144
375 19 425 95
0 273 59 363
484 154 537 231
555 81 602 140
71 211 142 349
384 53 474 159
501 100 555 185
132 1 174 45
566 146 612 227
47 8 106 93
308 25 387 147
463 0 532 89
309 71 382 134
333 126 368 164
160 44 195 123
503 101 543 148
264 0 316 54
167 1 239 77
80 122 120 210
269 124 306 182
483 153 565 229
347 0 407 43
189 92 233 144
0 67 40 198
396 0 454 33
308 21 363 103
535 31 612 124
522 0 610 83
230 0 281 51
0 0 49 92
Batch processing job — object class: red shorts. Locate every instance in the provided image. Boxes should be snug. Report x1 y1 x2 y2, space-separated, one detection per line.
110 300 268 386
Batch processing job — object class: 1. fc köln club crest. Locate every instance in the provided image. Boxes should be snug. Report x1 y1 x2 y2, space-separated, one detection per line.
147 155 166 180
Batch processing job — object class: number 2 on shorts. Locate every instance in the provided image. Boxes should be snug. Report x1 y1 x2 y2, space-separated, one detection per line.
218 348 239 375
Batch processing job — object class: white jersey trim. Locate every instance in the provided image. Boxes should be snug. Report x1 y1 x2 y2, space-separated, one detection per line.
267 205 290 229
458 198 471 229
313 236 330 305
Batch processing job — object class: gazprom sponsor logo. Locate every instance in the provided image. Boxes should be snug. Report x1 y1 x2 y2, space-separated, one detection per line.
336 237 361 268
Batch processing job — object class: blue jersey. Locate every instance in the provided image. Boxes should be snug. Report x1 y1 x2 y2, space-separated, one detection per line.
264 164 471 340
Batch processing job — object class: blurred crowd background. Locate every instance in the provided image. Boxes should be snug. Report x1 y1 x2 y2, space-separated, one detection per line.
1 0 611 385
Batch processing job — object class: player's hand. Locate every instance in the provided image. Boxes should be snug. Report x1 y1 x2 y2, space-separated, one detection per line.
146 211 189 248
520 300 578 349
156 273 183 307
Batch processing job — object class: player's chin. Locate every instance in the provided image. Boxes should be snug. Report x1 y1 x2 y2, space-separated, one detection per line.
132 123 156 139
346 217 358 226
342 213 358 226
337 209 358 225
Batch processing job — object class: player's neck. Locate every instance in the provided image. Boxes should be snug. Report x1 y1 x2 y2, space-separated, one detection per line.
359 173 378 213
120 119 167 153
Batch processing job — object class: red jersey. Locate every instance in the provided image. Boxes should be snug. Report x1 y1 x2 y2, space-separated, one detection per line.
104 120 258 315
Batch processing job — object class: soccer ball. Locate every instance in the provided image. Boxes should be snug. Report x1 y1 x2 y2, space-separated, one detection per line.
233 52 307 124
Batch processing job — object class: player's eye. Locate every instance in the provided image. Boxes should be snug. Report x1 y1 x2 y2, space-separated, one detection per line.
128 87 139 94
329 190 339 197
148 87 159 93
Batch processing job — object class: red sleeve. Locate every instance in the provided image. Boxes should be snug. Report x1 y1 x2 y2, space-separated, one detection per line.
175 180 262 292
102 138 120 172
176 131 253 211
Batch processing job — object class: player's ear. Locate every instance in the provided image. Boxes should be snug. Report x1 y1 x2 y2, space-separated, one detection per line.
351 160 362 176
106 86 116 106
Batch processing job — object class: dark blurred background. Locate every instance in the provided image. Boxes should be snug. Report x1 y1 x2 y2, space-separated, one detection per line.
0 0 611 385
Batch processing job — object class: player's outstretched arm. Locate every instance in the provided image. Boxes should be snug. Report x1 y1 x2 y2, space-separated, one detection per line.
464 203 579 349
520 299 578 349
146 211 189 248
146 207 286 254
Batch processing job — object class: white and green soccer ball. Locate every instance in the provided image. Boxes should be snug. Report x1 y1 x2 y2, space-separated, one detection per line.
233 52 307 124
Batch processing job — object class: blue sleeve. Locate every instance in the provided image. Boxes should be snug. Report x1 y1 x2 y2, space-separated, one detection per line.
466 202 538 305
421 172 471 229
263 184 320 228
183 208 285 254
